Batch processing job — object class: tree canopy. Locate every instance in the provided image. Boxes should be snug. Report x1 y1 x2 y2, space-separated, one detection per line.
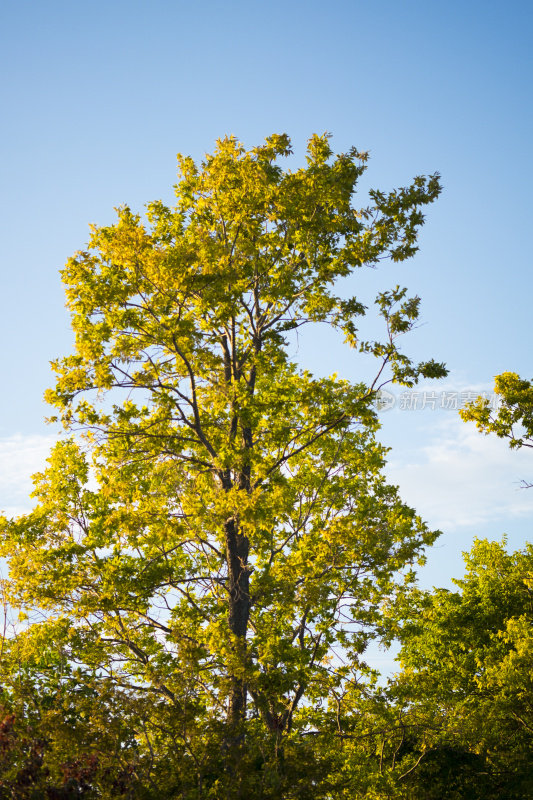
460 372 533 451
461 372 533 488
0 133 447 798
380 539 533 799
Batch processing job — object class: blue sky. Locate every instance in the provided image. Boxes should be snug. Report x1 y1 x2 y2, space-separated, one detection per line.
2 0 533 627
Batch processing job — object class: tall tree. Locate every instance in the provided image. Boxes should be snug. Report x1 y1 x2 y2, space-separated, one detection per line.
1 133 445 796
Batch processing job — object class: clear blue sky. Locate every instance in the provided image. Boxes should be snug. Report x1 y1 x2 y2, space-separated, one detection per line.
2 1 533 612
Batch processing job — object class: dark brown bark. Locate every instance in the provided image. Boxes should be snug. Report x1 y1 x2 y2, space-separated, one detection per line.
220 322 255 728
225 514 250 726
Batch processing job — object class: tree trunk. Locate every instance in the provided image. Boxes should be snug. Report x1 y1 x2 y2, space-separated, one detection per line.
225 515 250 726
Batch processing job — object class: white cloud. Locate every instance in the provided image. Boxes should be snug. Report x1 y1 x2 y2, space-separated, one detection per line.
0 434 58 517
385 416 533 531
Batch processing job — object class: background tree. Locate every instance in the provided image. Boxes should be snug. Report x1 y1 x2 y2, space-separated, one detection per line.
378 539 533 800
461 372 533 485
0 602 146 798
0 133 445 797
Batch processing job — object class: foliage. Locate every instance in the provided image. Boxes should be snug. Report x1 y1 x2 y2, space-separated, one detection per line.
381 539 533 799
0 133 445 797
0 621 143 798
461 372 533 487
460 372 533 451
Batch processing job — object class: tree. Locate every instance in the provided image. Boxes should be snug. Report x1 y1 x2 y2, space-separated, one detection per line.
382 539 533 799
461 372 533 485
0 595 144 798
0 133 445 797
461 371 533 487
